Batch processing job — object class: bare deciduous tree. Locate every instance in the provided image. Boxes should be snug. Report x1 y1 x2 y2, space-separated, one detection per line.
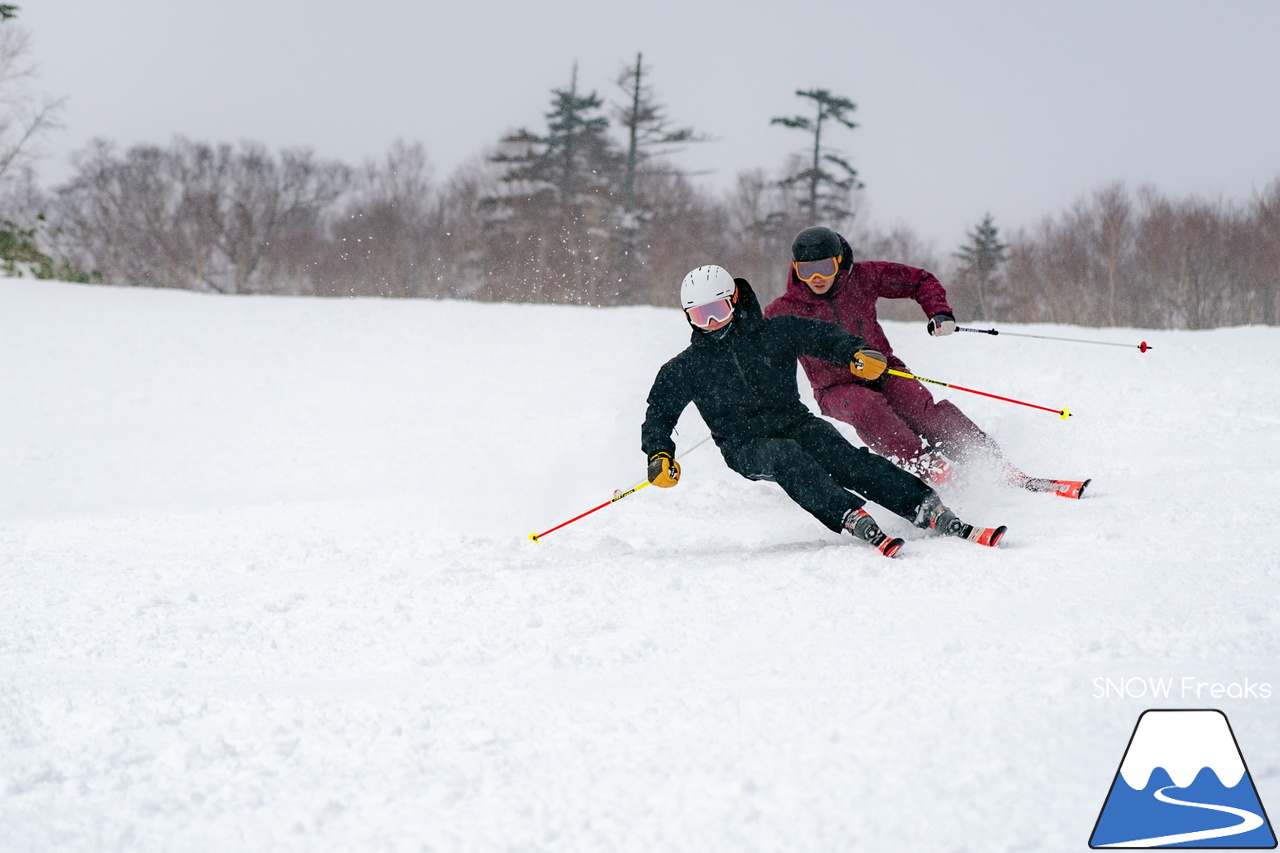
57 138 349 294
0 16 62 191
726 162 817 305
321 140 439 298
1003 180 1280 329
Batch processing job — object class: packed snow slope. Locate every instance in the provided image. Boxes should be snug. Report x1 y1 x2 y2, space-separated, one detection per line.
2 279 1278 852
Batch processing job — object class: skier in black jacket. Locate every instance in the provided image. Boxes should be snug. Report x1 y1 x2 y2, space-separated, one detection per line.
642 265 1006 557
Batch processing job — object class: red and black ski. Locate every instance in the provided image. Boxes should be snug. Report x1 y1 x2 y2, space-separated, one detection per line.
964 524 1007 547
874 535 905 558
1022 477 1090 500
1002 465 1091 500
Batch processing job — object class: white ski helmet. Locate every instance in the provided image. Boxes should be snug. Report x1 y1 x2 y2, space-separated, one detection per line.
680 265 736 310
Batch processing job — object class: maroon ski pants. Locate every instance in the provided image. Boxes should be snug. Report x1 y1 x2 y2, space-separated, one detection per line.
817 373 998 463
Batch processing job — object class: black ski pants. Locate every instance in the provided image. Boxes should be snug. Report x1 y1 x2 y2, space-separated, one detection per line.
719 416 934 532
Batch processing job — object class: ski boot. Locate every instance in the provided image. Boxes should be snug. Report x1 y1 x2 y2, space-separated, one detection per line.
920 499 1006 547
1003 464 1090 499
842 507 904 558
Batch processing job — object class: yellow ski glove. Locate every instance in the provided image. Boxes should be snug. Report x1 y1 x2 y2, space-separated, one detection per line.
647 452 681 488
850 348 888 381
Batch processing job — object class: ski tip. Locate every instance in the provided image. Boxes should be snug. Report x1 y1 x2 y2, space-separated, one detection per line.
880 537 905 558
1053 479 1091 499
970 525 1007 547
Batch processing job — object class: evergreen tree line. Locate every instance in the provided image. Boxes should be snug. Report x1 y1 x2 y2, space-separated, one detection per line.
1 40 1276 328
10 61 879 309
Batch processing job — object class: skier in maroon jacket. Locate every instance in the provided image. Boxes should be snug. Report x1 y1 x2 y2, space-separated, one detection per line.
764 226 1089 499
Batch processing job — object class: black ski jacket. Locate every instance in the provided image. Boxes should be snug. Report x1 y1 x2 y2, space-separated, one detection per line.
642 279 867 458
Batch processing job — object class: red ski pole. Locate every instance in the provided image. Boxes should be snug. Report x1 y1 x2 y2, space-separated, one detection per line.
958 326 1152 353
528 481 650 542
887 368 1072 419
528 435 712 543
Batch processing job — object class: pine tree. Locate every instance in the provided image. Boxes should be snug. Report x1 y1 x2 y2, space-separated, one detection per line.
614 53 705 218
771 88 863 227
491 64 620 211
954 213 1009 320
485 64 623 303
612 52 706 284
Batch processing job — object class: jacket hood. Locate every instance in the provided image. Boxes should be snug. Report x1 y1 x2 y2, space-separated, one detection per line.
734 277 763 321
836 232 855 273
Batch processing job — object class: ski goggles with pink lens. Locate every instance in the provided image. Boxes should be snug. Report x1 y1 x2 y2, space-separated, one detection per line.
685 297 735 329
793 255 841 282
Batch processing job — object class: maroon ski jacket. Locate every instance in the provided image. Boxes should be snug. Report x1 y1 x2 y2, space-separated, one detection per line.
764 246 952 399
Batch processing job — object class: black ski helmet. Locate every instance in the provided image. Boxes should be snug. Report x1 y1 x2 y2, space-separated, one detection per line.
791 226 843 262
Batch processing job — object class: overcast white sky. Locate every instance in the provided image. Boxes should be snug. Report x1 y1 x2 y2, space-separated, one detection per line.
22 0 1280 252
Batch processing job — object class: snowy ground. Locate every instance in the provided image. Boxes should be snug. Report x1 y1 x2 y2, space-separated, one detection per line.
2 278 1278 852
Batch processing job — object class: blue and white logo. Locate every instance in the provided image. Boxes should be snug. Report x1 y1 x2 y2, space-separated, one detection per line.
1090 709 1276 848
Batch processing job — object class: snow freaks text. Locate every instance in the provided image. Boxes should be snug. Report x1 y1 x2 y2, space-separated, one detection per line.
1093 677 1273 701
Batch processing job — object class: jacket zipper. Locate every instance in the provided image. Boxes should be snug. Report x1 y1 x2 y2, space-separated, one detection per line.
728 345 760 408
827 297 864 343
830 296 865 339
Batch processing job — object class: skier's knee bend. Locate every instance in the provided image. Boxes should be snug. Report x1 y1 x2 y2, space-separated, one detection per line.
725 437 807 480
755 436 808 471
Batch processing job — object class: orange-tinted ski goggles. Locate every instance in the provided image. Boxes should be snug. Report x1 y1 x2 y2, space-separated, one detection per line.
793 255 842 282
